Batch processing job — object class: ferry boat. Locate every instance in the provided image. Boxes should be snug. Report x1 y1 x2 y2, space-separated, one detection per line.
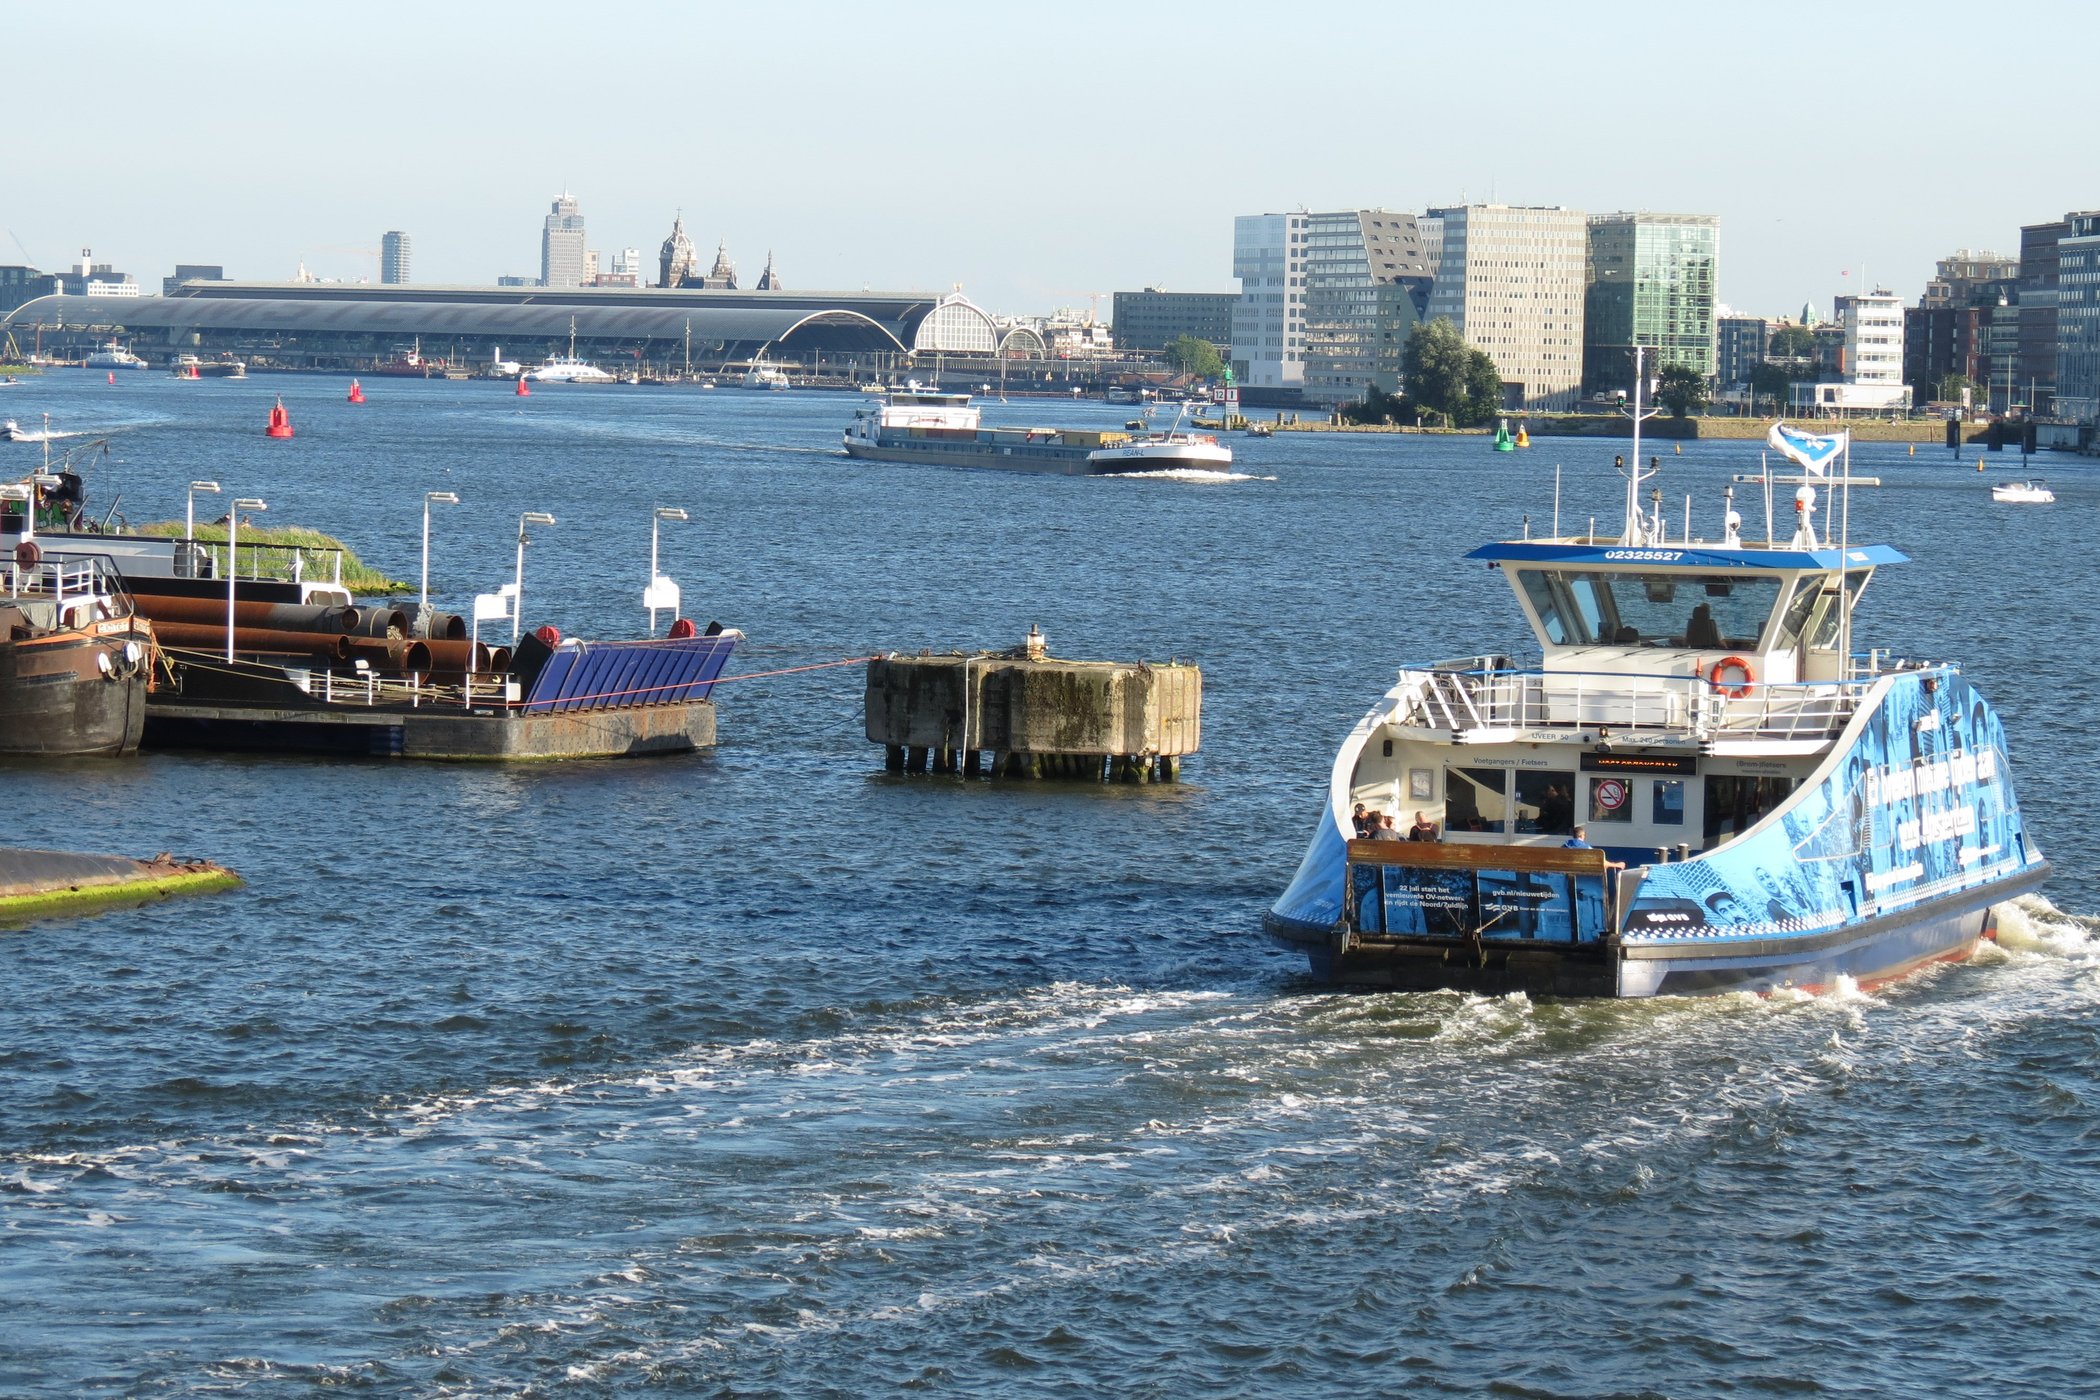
83 342 148 371
524 322 615 384
0 482 155 755
1991 480 2054 504
1265 409 2048 997
740 358 790 390
169 354 247 379
843 389 1234 476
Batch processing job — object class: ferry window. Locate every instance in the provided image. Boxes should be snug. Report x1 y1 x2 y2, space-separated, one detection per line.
1587 775 1634 824
1771 581 1822 650
1518 570 1567 644
1519 572 1781 649
1512 770 1575 835
1703 775 1793 841
1805 573 1870 651
1653 779 1686 826
1445 765 1508 833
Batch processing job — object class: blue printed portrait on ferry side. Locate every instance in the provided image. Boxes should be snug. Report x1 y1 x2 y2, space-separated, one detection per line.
1621 667 2045 992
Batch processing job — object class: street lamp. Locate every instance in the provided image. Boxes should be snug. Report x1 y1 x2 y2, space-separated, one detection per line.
647 506 688 633
186 481 220 541
420 490 460 614
513 511 556 642
225 497 267 662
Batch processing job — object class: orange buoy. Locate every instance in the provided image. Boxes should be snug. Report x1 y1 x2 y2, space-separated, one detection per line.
265 397 295 439
347 378 365 404
515 376 531 397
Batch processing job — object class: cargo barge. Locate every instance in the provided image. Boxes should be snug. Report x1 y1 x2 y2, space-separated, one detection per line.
843 388 1232 475
3 456 741 761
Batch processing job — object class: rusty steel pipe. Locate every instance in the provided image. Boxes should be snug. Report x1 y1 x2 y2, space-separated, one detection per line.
150 621 353 661
136 595 362 634
418 609 468 641
417 638 494 674
347 607 409 640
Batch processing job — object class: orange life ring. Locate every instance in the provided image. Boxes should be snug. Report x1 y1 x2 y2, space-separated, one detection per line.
1709 655 1755 698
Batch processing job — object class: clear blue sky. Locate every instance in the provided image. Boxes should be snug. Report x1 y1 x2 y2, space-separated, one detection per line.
11 0 2094 319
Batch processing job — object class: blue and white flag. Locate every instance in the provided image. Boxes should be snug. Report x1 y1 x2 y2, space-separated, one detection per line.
1767 421 1847 476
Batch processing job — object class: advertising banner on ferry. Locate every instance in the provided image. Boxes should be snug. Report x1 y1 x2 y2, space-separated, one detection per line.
1356 861 1607 943
1623 670 2035 943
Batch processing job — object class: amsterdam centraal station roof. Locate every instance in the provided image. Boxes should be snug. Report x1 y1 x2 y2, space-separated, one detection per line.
2 282 955 356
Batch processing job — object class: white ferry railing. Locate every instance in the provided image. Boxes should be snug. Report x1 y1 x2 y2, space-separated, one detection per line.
1400 663 1881 741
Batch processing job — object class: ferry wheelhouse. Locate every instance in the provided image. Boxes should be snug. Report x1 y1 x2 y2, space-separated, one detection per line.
1266 434 2048 997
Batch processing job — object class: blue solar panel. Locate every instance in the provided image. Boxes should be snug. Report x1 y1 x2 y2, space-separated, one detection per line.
518 634 737 714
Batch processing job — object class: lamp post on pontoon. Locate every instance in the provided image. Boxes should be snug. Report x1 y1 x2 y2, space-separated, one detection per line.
420 491 460 615
225 497 267 662
513 511 556 642
647 506 687 634
186 480 220 543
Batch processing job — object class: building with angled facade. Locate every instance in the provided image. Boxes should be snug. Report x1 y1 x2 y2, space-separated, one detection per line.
1300 210 1435 404
1228 209 1436 403
1583 212 1719 394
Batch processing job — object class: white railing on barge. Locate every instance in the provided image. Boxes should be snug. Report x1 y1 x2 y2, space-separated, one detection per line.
1398 659 1907 742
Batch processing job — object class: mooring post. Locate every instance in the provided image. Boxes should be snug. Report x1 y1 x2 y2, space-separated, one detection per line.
885 744 905 773
907 745 928 773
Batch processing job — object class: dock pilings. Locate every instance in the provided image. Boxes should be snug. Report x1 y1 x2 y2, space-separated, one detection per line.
866 637 1200 784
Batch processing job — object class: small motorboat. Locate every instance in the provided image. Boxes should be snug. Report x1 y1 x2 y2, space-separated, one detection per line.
1991 480 2054 504
1 418 23 441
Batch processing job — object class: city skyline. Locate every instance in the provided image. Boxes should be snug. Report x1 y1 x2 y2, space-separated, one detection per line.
6 0 2095 318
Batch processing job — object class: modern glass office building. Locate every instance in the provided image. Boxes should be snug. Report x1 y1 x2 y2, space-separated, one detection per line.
1583 212 1719 393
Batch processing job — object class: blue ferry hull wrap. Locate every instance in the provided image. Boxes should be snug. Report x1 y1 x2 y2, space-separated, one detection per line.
1265 668 2048 996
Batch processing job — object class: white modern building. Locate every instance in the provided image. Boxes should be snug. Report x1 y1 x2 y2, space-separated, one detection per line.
1230 213 1302 392
1796 291 1911 414
1423 204 1588 410
540 192 587 290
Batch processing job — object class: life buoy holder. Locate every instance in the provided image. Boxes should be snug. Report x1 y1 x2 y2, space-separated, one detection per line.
1709 655 1756 699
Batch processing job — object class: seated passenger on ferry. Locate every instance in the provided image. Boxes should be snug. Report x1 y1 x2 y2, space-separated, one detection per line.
1352 802 1371 837
1372 812 1406 842
1408 811 1440 842
1563 824 1626 870
1685 601 1722 648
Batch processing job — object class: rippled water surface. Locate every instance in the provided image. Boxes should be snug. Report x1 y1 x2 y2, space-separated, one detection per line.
2 374 2097 1396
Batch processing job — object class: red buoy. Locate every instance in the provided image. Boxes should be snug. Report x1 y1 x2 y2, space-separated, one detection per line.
106 371 115 385
188 364 201 380
265 397 295 439
515 376 531 397
347 378 365 404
